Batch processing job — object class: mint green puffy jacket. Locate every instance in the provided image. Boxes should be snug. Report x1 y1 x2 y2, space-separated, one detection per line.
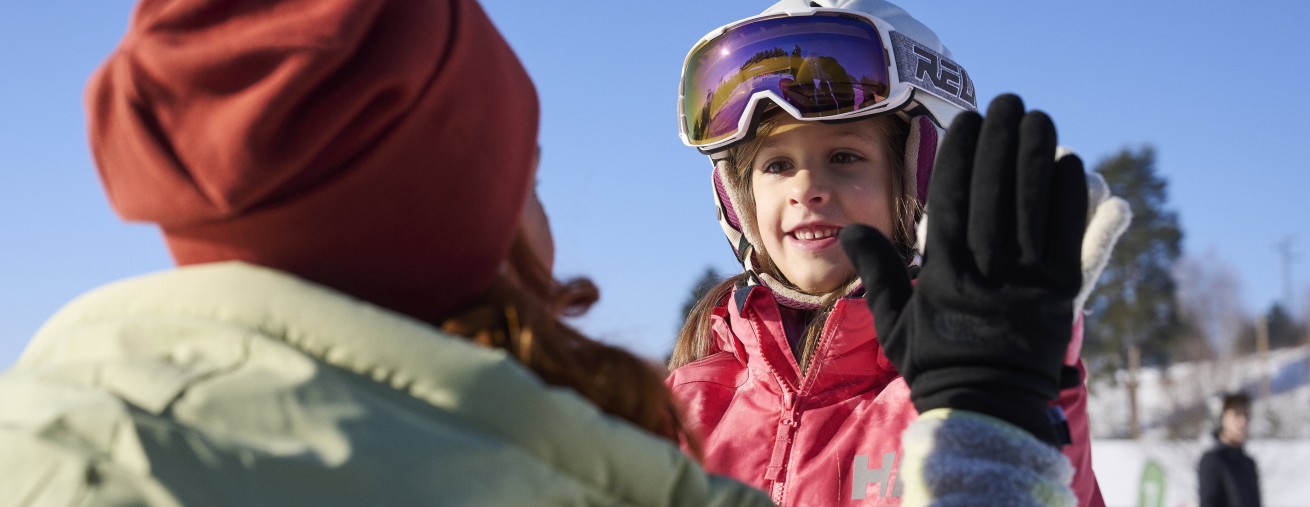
0 262 773 506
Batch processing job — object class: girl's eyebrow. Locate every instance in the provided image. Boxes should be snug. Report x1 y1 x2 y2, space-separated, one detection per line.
761 127 874 151
836 129 875 141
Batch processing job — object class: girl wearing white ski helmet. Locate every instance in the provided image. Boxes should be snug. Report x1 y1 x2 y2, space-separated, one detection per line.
675 0 975 315
668 1 1109 505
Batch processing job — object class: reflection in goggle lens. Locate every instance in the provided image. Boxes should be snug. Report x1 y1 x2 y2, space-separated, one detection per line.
682 15 891 146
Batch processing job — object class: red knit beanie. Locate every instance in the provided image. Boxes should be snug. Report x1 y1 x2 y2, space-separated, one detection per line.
86 0 538 323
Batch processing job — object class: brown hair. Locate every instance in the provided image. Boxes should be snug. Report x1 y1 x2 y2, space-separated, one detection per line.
443 230 697 453
1221 392 1252 414
670 112 917 373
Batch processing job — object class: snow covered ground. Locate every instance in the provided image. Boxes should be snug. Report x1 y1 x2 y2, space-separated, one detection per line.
1086 345 1310 506
1086 345 1310 440
1092 440 1310 507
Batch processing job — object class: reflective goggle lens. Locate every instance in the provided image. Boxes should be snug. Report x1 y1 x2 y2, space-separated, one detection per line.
681 14 891 147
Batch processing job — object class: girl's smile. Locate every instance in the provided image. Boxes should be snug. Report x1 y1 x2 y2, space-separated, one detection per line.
784 222 843 252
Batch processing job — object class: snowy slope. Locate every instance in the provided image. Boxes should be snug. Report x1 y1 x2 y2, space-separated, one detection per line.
1086 346 1310 440
1086 346 1310 506
1092 440 1310 507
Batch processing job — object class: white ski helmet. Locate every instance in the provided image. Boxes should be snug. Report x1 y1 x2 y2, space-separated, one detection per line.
677 0 977 308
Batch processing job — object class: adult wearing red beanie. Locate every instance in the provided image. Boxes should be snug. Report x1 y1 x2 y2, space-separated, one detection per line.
89 0 536 322
0 0 771 504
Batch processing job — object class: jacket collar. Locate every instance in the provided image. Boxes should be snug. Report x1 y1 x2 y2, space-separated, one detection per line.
723 284 899 400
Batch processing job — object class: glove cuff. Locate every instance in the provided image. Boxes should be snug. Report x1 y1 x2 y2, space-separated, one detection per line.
913 389 1062 447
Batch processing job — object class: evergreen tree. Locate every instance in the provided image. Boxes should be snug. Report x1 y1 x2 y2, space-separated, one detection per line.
1265 303 1305 349
681 266 724 323
1235 303 1306 353
1084 146 1184 374
668 266 726 365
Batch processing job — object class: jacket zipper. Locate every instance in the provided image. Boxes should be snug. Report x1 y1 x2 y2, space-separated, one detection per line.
766 390 801 503
764 303 846 504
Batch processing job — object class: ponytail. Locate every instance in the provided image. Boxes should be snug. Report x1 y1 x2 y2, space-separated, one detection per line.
669 274 745 370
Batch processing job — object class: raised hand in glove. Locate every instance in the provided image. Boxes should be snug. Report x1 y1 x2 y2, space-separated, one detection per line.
840 94 1087 446
916 150 1132 372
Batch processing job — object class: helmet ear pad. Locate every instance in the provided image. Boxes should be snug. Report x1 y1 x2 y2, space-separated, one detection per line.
712 163 757 269
903 114 939 262
904 114 939 206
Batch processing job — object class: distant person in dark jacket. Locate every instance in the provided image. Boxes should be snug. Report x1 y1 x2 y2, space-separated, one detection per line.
1198 392 1262 507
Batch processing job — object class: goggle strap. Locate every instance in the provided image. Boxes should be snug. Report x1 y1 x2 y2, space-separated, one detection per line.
888 31 977 111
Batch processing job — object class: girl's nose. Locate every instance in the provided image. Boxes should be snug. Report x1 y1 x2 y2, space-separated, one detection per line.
789 169 830 207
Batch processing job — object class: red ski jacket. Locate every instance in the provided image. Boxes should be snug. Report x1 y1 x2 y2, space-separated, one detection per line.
668 284 1105 506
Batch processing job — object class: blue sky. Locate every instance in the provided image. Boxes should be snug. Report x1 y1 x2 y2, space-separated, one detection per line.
3 1 1310 368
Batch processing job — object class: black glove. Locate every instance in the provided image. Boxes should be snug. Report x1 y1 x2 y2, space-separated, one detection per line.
840 94 1087 445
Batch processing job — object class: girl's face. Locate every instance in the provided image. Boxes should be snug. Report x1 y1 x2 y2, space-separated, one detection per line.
750 117 895 294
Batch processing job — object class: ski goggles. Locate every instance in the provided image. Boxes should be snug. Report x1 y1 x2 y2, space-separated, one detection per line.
678 9 976 153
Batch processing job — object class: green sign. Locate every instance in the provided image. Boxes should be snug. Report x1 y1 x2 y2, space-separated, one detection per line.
1138 460 1165 507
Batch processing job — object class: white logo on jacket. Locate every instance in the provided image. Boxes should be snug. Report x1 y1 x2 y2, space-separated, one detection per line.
850 452 903 500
